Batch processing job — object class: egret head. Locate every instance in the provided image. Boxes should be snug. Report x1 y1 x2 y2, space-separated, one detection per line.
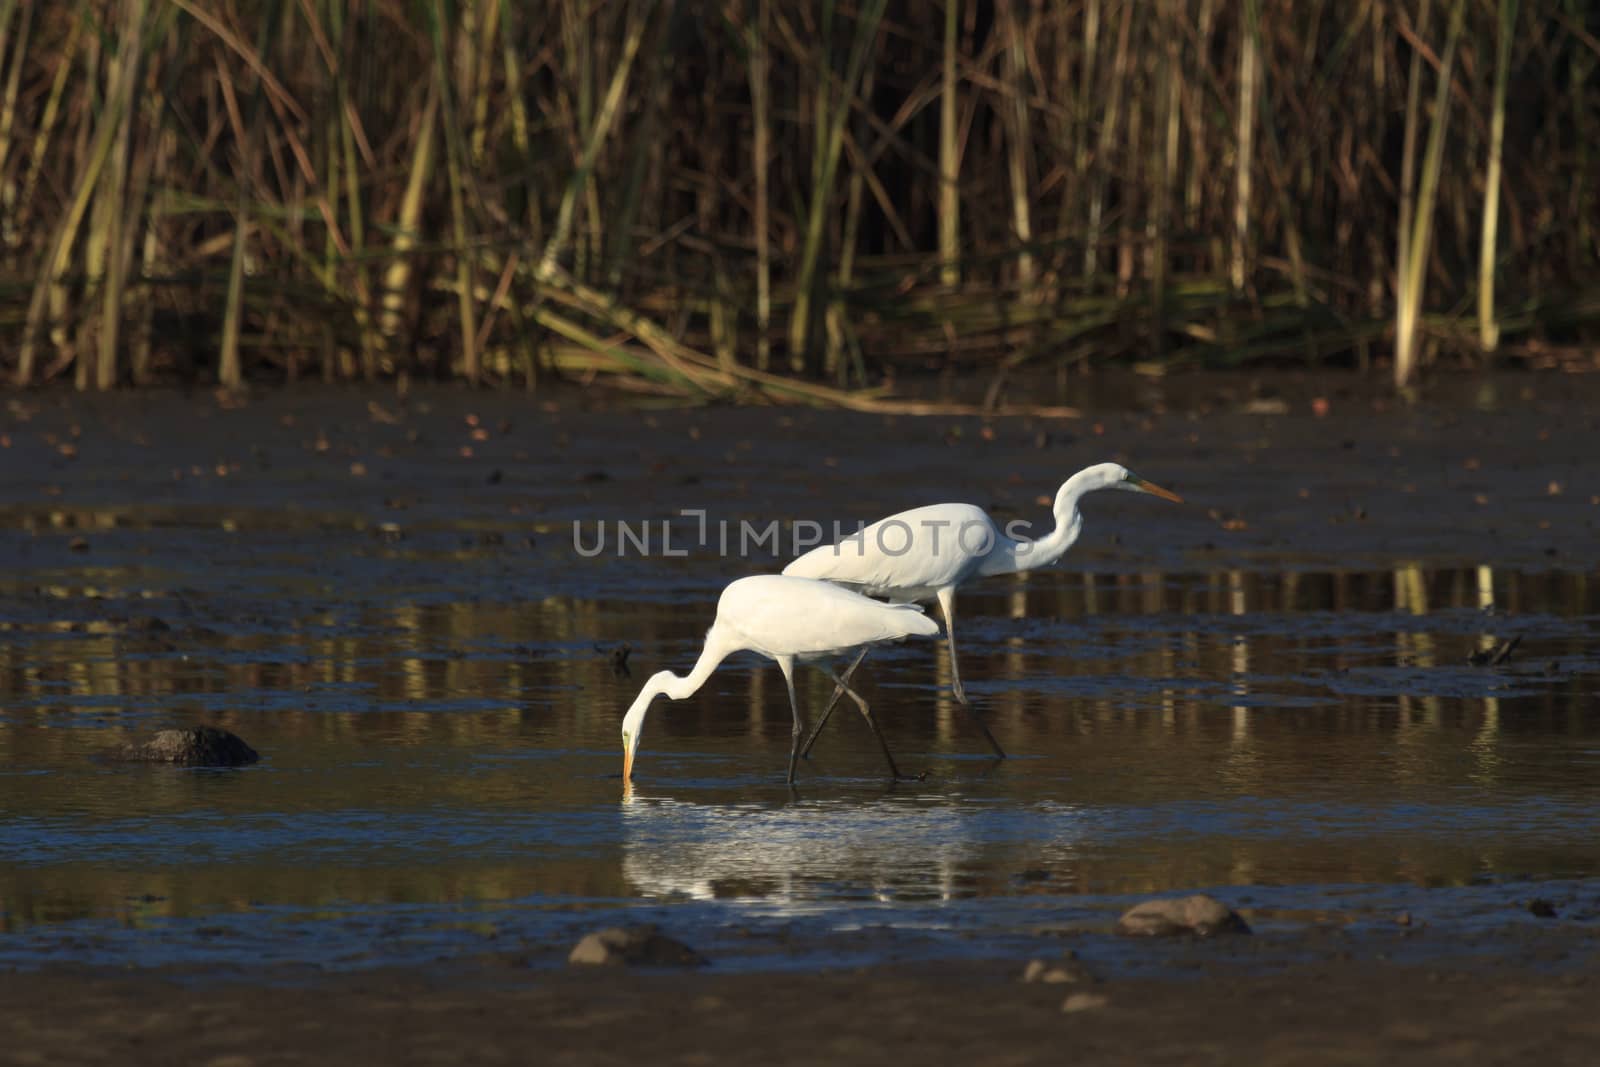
1081 462 1183 503
1118 466 1184 503
621 673 668 781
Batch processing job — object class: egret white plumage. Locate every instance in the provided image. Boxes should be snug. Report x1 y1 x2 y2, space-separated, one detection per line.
620 574 941 784
783 462 1182 757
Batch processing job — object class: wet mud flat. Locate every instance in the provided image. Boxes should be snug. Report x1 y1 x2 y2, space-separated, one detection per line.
3 925 1599 1067
2 370 1600 1061
2 368 1597 570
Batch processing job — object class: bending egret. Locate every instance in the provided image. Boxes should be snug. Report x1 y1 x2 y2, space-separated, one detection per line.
620 574 940 784
784 462 1182 757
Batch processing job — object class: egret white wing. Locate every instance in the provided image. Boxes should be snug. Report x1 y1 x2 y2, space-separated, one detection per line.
783 502 997 596
718 575 939 658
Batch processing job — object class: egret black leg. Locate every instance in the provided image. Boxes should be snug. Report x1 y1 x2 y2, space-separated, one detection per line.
824 669 921 781
937 586 1006 758
799 648 868 757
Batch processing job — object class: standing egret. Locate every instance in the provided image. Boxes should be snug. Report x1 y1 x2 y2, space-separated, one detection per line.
620 574 940 784
784 462 1183 757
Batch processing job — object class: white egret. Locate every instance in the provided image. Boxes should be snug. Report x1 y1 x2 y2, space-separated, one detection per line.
620 574 940 784
784 462 1182 757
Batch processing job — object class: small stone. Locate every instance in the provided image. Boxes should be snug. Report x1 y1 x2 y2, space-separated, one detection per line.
1022 957 1096 985
1396 911 1412 927
1061 993 1109 1014
1528 899 1558 918
1114 894 1251 937
568 925 707 967
106 727 259 767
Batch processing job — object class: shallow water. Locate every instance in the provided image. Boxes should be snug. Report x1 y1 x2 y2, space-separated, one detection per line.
3 518 1598 968
1 388 1598 972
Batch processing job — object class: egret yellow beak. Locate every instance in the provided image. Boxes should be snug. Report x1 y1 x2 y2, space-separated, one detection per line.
622 737 635 782
1132 477 1184 504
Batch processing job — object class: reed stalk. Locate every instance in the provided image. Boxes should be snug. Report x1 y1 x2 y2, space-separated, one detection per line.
1116 46 1140 294
1151 0 1181 355
937 0 959 287
603 2 670 291
1477 0 1517 355
0 0 28 187
826 64 873 383
15 13 136 386
1255 57 1309 307
16 14 82 245
1069 0 1097 237
466 0 496 168
1231 0 1260 292
786 0 885 368
1395 2 1427 323
378 87 439 351
218 6 283 392
429 0 479 384
998 0 1034 292
218 173 250 391
1184 0 1215 226
1084 2 1131 280
1395 0 1465 388
749 0 772 370
95 0 149 391
1562 0 1594 268
537 0 654 284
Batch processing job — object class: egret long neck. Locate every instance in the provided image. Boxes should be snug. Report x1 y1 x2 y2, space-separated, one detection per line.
659 626 735 701
981 472 1089 575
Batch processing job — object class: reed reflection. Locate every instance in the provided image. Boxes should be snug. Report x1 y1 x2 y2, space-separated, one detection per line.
2 562 1596 761
2 561 1598 927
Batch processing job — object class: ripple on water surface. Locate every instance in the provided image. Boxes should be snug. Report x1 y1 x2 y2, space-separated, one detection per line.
2 511 1599 969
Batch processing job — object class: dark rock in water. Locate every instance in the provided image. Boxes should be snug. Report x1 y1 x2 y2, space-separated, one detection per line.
108 727 259 767
127 615 172 633
608 643 632 678
1528 898 1558 919
567 925 707 967
1115 895 1251 937
1467 635 1520 667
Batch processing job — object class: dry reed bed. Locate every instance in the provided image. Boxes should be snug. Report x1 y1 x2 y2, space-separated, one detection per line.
0 0 1596 399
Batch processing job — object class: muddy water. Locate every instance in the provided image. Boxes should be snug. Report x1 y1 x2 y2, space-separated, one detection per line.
1 383 1598 971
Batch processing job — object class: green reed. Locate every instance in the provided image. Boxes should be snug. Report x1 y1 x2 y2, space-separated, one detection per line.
0 0 1597 397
